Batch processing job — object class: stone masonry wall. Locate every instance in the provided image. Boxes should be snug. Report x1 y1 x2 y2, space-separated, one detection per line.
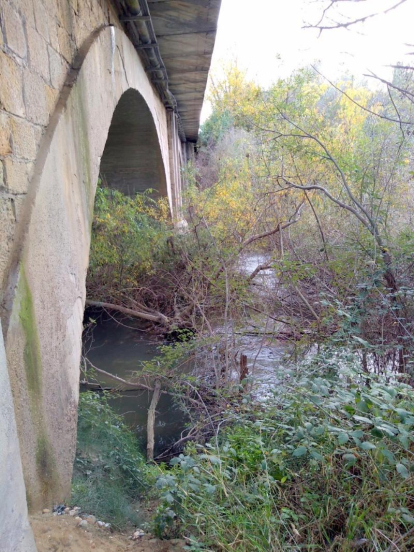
0 0 120 291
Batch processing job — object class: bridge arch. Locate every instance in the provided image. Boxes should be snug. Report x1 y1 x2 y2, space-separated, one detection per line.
100 88 168 198
3 26 172 510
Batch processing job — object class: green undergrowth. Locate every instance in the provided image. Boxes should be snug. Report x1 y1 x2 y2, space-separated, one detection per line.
154 348 414 551
72 392 156 530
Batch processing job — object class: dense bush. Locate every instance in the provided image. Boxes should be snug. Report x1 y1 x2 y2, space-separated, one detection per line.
154 349 414 550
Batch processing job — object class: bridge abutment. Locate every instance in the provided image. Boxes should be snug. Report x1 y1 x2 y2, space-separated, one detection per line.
0 0 220 532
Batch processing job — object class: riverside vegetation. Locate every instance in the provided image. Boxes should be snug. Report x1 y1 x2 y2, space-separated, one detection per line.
75 57 414 550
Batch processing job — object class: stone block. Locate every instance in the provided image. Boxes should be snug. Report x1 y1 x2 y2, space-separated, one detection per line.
0 112 12 156
0 161 4 189
69 0 79 16
57 25 74 64
40 0 59 19
48 15 60 51
9 0 35 30
3 3 27 59
27 26 50 82
56 0 73 30
45 85 59 114
34 0 49 42
48 45 67 90
4 157 33 194
0 52 25 117
23 68 49 126
10 116 41 160
73 21 90 51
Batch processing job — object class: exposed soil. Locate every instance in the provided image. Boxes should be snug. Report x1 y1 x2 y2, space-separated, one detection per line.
30 513 185 552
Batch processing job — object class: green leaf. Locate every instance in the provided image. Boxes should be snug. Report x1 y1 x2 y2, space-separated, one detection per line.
398 434 410 450
203 484 216 494
164 493 175 504
381 448 396 464
342 453 357 465
359 441 376 451
353 415 373 425
310 450 324 461
338 432 349 445
352 336 371 347
292 446 307 458
396 463 409 479
374 425 397 437
200 454 222 465
312 425 325 436
344 405 356 415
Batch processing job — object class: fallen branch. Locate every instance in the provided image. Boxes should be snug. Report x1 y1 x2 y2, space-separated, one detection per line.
247 263 273 282
84 360 204 408
85 299 170 326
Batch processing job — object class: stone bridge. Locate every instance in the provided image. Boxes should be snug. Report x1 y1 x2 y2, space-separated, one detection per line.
0 1 221 548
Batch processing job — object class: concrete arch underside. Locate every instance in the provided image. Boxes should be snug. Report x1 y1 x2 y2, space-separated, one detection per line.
3 26 172 512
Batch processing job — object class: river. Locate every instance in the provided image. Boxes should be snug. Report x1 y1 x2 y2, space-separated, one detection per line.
82 255 292 456
82 313 189 456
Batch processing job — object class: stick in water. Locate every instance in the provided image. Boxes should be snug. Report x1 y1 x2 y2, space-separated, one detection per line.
147 380 162 461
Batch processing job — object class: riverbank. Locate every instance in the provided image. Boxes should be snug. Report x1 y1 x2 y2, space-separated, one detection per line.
30 510 186 552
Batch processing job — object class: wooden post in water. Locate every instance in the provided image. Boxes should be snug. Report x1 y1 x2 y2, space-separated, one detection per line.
240 353 248 385
147 380 162 462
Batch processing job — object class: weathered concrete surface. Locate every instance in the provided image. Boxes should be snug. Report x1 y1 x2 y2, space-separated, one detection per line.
3 25 172 512
0 320 37 552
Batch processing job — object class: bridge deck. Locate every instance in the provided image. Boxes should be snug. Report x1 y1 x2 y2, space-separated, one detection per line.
115 0 222 142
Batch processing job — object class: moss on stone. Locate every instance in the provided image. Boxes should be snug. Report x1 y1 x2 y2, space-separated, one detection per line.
18 267 60 505
18 266 42 396
36 432 58 497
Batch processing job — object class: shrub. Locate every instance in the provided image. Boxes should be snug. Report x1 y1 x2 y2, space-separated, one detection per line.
72 392 156 529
